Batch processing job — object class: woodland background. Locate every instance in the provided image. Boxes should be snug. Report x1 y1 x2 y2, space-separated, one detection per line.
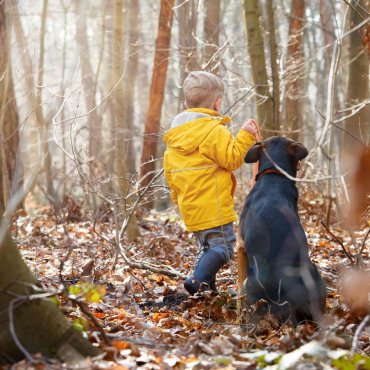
0 0 369 369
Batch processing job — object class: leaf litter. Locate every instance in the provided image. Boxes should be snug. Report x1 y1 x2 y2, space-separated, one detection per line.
4 190 370 369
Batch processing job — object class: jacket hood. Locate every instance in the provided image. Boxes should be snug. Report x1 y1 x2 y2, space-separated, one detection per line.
163 108 231 155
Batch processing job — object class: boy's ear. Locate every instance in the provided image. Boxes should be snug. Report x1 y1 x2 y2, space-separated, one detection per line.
213 98 222 112
244 142 263 163
288 142 308 161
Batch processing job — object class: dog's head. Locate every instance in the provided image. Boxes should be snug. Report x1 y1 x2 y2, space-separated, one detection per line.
244 136 308 176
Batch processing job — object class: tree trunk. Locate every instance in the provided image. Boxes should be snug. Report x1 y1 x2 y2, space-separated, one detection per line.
319 0 336 72
113 0 128 191
140 0 174 207
242 0 274 137
0 3 20 211
318 0 338 98
177 0 199 111
266 0 280 133
74 1 103 166
0 232 99 364
203 0 220 73
124 0 140 176
283 0 306 142
37 0 56 201
112 0 139 239
343 0 369 150
10 3 41 184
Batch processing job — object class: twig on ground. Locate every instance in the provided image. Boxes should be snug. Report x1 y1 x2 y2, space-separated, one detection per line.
351 314 370 355
320 221 355 263
72 298 110 345
111 169 186 279
357 227 370 265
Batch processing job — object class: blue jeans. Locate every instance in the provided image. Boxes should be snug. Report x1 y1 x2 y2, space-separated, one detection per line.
184 222 236 294
194 222 236 262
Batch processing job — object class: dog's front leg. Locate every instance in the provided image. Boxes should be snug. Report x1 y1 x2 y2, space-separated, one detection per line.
236 236 248 294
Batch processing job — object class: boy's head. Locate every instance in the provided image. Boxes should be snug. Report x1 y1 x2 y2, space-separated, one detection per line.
183 71 224 112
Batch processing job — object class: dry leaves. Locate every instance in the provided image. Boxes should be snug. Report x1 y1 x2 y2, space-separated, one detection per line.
4 190 370 369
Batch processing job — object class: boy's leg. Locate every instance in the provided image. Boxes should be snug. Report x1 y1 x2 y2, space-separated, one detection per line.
184 223 235 295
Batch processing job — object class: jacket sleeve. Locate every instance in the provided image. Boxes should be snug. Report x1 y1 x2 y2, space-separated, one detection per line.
163 151 178 205
201 125 256 171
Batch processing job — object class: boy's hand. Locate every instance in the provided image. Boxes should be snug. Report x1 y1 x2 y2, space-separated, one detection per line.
242 119 258 136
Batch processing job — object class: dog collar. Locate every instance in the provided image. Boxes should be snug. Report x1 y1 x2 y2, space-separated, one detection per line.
255 168 286 181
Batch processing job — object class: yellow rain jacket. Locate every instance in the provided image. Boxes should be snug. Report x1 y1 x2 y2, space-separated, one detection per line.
163 108 256 232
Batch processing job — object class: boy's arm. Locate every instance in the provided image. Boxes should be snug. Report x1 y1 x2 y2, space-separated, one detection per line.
163 151 179 205
201 125 256 171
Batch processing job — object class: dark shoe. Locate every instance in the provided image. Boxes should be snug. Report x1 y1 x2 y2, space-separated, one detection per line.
184 275 199 295
184 276 218 295
184 247 227 295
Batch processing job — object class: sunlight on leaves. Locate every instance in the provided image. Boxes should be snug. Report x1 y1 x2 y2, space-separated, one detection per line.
68 282 106 303
73 317 88 332
332 354 370 370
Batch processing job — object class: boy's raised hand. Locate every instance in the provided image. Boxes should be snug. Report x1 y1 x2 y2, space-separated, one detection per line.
242 119 258 136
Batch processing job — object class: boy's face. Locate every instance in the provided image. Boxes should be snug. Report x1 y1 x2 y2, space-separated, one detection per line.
213 98 222 113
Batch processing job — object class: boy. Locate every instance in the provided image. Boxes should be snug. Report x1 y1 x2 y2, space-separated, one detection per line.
163 71 257 295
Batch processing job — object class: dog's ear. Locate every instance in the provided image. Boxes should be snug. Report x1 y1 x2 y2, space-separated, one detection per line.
244 142 263 163
289 142 308 161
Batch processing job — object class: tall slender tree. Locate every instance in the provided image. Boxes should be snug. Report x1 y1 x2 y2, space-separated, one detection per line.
266 0 280 132
177 0 199 82
37 0 56 200
242 0 274 137
74 1 102 165
124 0 140 176
177 0 199 113
0 2 20 212
140 0 175 206
11 3 41 185
112 0 139 238
203 0 221 73
343 0 369 149
283 0 306 141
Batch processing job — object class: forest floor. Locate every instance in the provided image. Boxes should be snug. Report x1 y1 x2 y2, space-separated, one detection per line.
4 187 370 369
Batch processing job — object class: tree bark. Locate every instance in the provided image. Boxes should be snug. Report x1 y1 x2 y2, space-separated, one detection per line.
37 0 56 200
266 0 280 133
283 0 306 142
112 0 139 239
178 0 199 80
242 0 274 137
203 0 220 73
113 0 127 191
0 3 20 211
0 232 99 364
10 3 41 185
177 0 199 111
343 0 369 149
74 2 102 165
140 0 174 207
124 0 140 176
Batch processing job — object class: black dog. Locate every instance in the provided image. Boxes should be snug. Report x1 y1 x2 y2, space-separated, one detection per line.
239 136 326 325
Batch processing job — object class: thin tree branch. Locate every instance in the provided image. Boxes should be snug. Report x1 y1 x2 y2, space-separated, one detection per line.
351 314 370 355
320 221 355 263
357 226 370 265
315 106 368 147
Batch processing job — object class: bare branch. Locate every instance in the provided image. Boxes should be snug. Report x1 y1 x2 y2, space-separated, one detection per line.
351 314 370 355
320 221 355 263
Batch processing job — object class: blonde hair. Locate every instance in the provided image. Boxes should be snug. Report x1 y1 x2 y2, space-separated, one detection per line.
183 71 225 109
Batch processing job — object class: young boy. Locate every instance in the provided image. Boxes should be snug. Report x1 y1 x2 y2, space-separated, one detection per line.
163 71 258 295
